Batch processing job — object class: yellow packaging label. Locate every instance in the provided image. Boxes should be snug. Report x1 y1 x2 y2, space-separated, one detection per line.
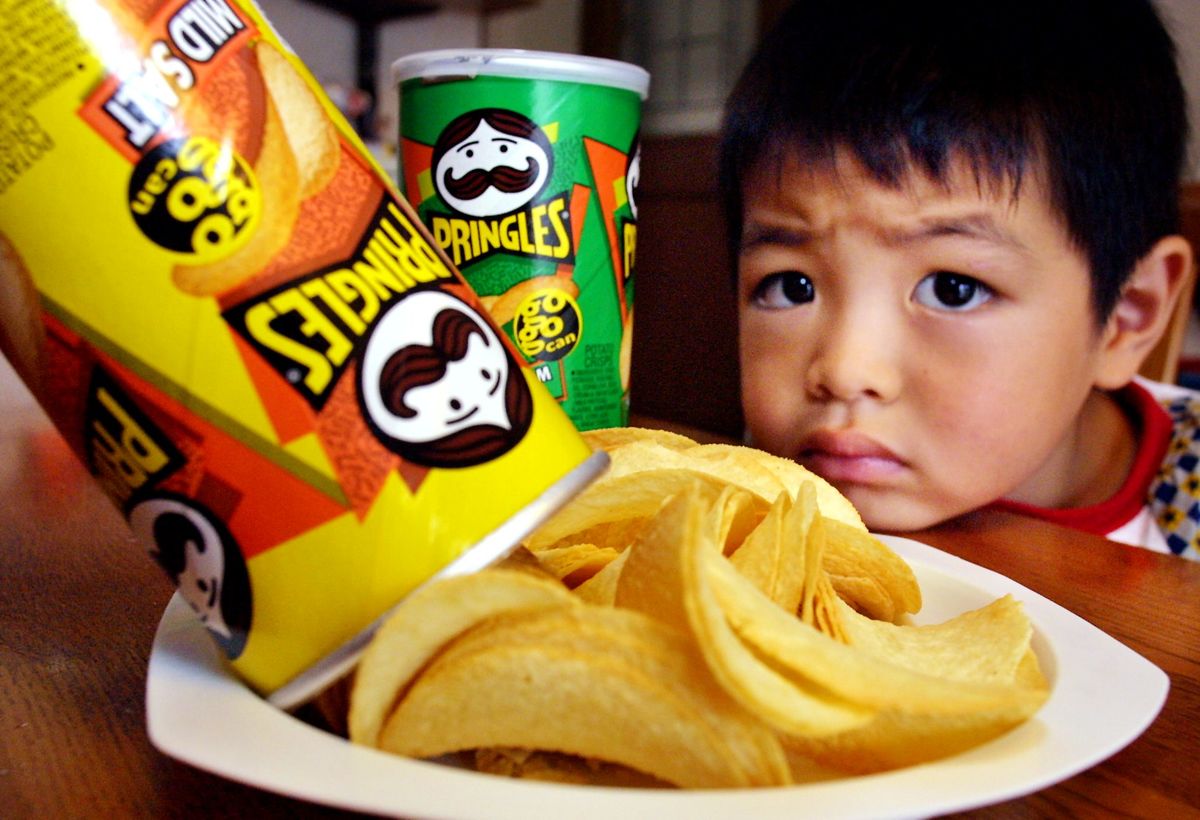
0 0 602 697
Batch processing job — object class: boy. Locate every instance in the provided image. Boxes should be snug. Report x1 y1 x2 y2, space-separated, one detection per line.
720 0 1199 557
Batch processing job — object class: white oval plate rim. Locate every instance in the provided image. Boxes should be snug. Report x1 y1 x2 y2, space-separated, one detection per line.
145 535 1169 820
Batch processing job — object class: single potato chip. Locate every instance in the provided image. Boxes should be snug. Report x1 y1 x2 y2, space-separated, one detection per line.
729 482 821 617
827 573 898 624
524 468 736 552
823 517 922 621
571 549 628 605
532 542 620 587
690 443 865 531
528 516 649 556
377 606 791 788
615 482 874 737
348 568 578 747
582 425 696 453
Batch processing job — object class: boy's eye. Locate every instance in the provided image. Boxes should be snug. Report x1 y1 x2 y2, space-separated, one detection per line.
913 271 992 311
751 271 815 308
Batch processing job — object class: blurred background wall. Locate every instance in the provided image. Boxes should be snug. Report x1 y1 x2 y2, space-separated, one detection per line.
256 0 1200 181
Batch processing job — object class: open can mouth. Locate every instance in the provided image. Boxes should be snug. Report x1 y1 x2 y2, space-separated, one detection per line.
266 449 609 710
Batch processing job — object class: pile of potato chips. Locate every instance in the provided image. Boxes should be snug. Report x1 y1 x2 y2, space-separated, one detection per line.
347 428 1049 788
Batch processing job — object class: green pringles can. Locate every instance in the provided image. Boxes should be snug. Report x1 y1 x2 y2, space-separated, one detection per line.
391 50 649 431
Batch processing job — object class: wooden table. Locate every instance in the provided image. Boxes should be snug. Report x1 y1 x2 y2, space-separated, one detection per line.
3 395 1199 817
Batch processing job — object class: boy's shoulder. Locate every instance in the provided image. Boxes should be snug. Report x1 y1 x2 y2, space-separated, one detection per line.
1137 377 1200 557
1136 375 1200 409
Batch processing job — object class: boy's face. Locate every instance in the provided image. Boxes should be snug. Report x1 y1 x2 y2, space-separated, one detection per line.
738 153 1111 531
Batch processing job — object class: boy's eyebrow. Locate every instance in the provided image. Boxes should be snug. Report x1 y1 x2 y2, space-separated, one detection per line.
738 223 813 251
890 214 1029 251
740 214 1029 253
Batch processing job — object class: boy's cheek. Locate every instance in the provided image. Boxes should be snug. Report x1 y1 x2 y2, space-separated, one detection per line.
738 322 824 451
739 374 796 454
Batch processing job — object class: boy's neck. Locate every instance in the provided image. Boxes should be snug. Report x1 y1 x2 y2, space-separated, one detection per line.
1007 388 1137 510
1061 389 1137 509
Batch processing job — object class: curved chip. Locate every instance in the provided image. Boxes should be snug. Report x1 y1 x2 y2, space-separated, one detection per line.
822 517 921 621
348 568 578 747
571 549 628 605
615 483 874 737
377 606 791 788
532 542 620 587
688 443 865 531
524 467 736 552
582 424 696 453
729 482 821 617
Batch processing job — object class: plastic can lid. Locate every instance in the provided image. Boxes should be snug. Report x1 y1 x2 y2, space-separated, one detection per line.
392 48 650 99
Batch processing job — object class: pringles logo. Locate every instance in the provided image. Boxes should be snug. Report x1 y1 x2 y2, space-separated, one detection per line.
222 199 453 411
425 108 574 267
429 192 572 268
85 367 185 506
222 197 533 469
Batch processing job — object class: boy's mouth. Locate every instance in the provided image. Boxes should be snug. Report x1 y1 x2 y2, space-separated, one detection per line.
797 430 906 484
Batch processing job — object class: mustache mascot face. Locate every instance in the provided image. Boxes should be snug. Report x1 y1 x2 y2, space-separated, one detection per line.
433 110 553 218
357 288 533 468
625 139 641 219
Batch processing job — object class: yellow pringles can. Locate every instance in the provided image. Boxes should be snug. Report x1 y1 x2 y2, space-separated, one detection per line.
0 0 605 707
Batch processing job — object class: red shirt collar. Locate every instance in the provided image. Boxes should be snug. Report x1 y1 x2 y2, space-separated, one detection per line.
989 382 1172 535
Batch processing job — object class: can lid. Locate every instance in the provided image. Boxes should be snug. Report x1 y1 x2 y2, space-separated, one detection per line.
392 49 650 99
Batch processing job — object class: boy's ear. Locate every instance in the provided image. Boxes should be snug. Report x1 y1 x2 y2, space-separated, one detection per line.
1096 234 1194 389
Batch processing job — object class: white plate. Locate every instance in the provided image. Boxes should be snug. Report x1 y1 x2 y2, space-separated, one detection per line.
146 536 1169 820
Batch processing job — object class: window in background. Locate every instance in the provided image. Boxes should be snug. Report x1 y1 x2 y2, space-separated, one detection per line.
619 0 758 135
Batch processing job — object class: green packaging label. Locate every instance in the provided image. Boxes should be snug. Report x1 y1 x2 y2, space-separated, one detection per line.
396 69 642 431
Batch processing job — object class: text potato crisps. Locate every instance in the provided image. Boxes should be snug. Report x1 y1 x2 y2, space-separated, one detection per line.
350 427 1049 788
0 0 604 704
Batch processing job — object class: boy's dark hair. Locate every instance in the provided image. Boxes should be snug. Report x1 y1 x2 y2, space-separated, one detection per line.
720 0 1189 321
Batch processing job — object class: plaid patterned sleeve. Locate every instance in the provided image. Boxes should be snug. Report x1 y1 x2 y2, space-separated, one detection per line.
1149 391 1200 559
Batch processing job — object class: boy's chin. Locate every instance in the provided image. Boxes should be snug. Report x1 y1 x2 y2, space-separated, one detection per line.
836 488 956 534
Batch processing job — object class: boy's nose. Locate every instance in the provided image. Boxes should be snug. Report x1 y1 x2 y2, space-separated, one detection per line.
804 317 901 404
